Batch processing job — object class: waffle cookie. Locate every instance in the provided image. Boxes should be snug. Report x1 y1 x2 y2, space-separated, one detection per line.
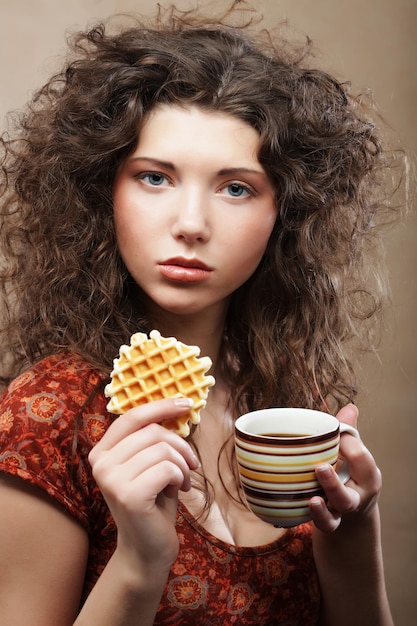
105 330 215 437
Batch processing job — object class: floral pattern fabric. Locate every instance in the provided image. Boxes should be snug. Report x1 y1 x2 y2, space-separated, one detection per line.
0 353 320 624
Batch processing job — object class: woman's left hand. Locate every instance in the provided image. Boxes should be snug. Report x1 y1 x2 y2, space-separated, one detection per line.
309 403 382 533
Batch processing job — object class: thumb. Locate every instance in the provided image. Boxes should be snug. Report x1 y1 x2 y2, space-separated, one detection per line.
336 403 359 429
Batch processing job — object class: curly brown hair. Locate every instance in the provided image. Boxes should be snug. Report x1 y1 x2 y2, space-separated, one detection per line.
0 2 399 415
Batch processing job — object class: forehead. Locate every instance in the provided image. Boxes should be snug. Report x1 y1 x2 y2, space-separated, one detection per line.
134 104 262 164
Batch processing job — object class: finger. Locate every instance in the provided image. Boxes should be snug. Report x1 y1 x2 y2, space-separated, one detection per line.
339 436 382 497
92 421 199 470
129 460 187 506
91 397 193 453
309 496 342 532
103 460 186 523
336 403 359 429
315 463 361 514
99 440 194 494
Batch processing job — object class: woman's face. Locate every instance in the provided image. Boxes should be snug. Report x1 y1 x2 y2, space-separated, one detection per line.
113 105 277 322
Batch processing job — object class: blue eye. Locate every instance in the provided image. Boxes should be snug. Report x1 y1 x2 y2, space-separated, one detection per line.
226 183 251 198
140 172 167 186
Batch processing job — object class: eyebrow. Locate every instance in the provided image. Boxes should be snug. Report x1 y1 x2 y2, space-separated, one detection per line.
218 167 266 177
129 157 175 170
129 157 265 177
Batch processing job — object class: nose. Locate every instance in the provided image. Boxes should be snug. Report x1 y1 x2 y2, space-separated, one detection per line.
171 185 211 244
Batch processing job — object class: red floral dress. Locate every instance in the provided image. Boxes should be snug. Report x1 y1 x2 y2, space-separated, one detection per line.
0 353 320 625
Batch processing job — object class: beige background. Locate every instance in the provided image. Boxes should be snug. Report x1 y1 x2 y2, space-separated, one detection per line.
0 0 416 624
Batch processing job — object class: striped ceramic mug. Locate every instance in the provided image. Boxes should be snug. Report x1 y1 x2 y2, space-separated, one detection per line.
234 408 360 527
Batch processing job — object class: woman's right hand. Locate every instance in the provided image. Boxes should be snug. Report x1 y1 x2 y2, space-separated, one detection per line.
88 397 199 577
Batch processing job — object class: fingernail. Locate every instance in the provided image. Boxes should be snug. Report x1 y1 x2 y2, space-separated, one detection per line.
310 497 324 509
174 397 193 407
316 464 332 478
192 453 201 468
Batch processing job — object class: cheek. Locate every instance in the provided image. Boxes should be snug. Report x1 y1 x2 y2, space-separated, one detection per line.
113 192 145 250
223 218 275 282
113 186 129 243
237 213 276 259
113 200 143 264
113 211 132 253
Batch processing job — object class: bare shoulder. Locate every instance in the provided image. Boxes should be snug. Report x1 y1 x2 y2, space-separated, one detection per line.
0 474 89 625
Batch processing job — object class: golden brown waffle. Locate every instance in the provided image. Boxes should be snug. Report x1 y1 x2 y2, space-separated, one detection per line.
105 330 215 437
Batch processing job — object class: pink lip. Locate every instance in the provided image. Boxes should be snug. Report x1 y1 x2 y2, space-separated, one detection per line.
158 257 213 283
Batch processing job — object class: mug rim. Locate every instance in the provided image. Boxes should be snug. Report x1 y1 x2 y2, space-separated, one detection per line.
235 408 340 444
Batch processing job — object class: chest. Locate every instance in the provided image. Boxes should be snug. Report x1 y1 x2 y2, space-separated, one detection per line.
84 502 319 625
180 485 286 547
182 414 287 546
155 504 320 625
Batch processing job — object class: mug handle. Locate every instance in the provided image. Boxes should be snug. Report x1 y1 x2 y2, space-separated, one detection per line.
336 423 361 484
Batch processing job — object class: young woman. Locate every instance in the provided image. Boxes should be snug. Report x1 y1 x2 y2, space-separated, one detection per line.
0 3 397 624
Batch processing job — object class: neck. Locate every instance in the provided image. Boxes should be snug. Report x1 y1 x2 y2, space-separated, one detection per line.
145 304 228 375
